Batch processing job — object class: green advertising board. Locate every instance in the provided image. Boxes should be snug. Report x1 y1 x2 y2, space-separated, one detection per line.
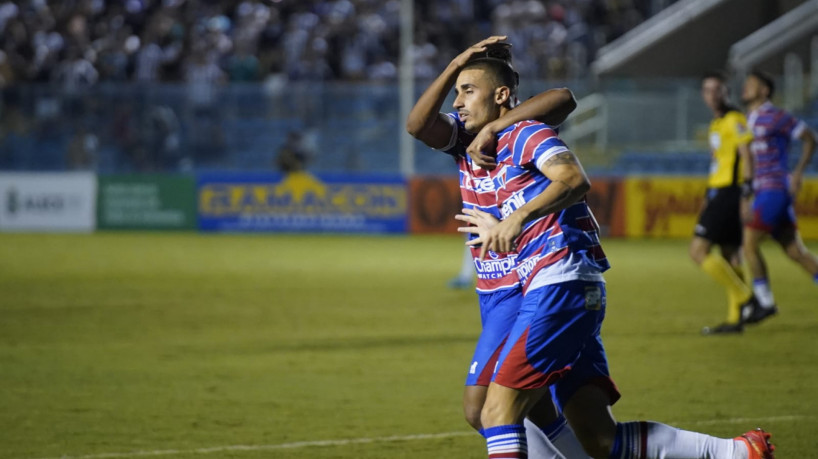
97 175 196 230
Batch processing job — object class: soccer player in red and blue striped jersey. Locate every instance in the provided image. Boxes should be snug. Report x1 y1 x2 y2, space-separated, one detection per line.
407 36 591 459
740 71 818 323
456 49 775 459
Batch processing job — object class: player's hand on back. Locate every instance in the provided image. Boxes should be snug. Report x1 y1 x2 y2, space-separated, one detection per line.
476 216 522 259
450 36 509 70
456 208 520 260
466 122 499 170
456 208 500 259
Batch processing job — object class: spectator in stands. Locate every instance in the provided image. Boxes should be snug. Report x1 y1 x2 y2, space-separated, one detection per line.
67 125 98 170
0 0 658 84
275 131 310 174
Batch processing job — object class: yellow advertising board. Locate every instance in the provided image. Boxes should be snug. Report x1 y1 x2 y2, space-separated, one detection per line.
624 177 818 240
794 179 818 239
624 177 706 238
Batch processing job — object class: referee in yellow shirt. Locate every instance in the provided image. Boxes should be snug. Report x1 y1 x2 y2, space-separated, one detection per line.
691 71 759 335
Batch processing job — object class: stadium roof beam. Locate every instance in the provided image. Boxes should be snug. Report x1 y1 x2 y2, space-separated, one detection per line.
591 0 802 78
728 0 818 73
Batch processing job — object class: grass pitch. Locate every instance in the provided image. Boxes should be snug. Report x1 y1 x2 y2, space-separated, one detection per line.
0 233 816 459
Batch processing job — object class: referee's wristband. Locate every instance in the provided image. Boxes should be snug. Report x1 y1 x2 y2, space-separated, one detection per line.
740 180 754 198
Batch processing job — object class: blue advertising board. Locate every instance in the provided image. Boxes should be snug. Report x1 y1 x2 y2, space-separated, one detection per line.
197 172 407 233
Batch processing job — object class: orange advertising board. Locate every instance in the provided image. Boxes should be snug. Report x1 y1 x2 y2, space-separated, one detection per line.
408 175 626 237
623 177 707 238
408 176 463 234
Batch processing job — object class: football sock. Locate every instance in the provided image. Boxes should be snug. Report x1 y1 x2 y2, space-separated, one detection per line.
609 421 747 459
485 424 527 459
701 253 752 323
525 415 584 458
752 278 776 308
813 273 818 285
458 242 474 281
731 264 746 283
524 418 565 459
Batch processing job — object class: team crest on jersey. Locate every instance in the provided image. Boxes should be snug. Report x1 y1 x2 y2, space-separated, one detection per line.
494 165 509 190
584 286 604 310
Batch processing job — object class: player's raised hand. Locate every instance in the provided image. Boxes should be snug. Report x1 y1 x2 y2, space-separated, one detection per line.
450 36 509 69
466 122 499 170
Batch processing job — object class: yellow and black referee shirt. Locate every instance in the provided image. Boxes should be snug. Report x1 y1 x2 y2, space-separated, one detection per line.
707 110 753 188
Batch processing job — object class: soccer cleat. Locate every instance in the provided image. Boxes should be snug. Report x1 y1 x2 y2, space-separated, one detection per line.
701 322 743 335
742 298 778 325
739 295 760 322
736 428 775 459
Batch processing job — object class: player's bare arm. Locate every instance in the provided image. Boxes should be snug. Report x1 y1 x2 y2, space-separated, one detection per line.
477 152 590 259
405 35 508 149
466 88 577 170
790 128 816 196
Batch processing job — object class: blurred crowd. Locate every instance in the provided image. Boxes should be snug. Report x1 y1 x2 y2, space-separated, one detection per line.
0 0 674 88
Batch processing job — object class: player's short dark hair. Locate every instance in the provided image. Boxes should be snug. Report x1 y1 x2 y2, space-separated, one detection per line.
701 70 727 85
462 43 519 98
749 70 775 98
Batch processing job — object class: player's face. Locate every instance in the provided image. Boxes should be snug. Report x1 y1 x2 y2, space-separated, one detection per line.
453 68 502 134
741 75 767 104
701 77 726 112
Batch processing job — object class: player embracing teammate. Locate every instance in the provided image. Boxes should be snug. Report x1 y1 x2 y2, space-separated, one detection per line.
409 38 776 459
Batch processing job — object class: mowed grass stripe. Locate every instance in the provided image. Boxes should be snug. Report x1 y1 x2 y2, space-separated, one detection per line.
1 233 816 458
27 415 812 459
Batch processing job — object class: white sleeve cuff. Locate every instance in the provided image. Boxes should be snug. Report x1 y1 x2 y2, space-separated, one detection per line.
434 114 458 152
791 120 807 140
534 145 570 171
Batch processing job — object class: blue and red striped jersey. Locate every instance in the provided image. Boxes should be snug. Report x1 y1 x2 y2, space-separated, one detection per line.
747 102 808 191
490 120 609 292
440 112 520 293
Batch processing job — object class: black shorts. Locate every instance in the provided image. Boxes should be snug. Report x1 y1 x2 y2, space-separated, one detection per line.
694 186 742 246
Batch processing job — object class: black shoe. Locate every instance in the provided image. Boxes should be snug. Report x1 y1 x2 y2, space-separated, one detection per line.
743 300 778 325
702 322 744 335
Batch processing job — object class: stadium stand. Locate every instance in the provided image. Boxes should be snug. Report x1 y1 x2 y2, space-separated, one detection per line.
2 0 817 175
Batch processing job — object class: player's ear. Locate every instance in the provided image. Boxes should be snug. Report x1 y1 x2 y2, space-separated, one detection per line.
495 86 510 106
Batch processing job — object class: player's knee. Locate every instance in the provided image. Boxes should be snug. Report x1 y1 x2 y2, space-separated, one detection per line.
688 247 702 264
480 397 511 428
742 243 759 260
574 430 616 459
689 240 708 264
784 242 805 261
463 402 483 431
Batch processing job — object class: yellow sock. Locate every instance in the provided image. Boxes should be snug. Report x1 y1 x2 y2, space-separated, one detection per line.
700 253 752 323
731 264 746 283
